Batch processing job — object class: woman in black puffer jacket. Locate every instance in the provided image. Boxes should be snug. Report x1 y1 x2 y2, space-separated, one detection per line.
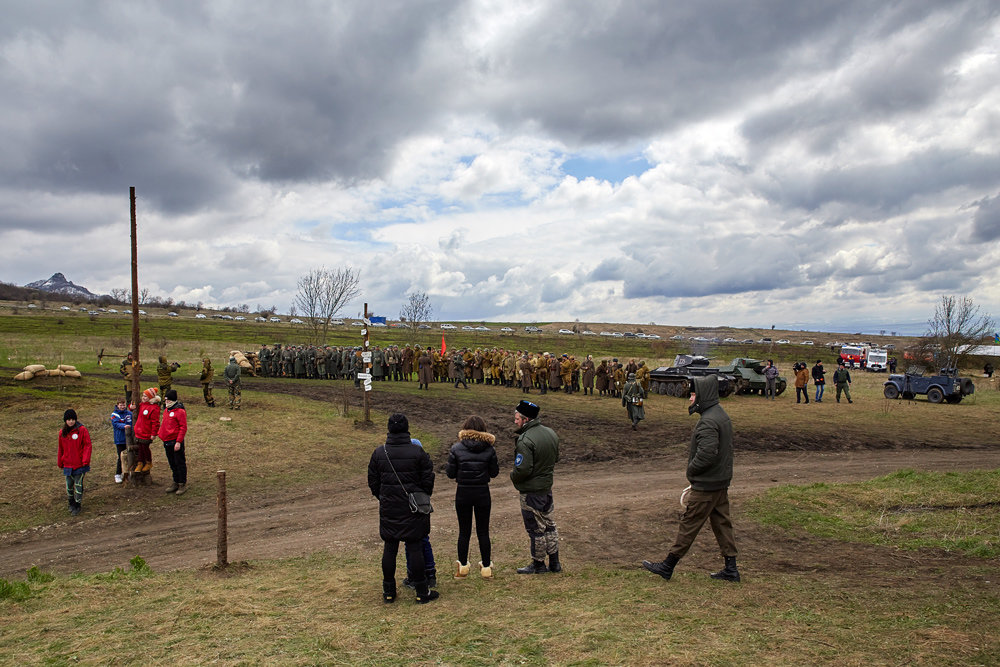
368 413 437 604
446 415 500 579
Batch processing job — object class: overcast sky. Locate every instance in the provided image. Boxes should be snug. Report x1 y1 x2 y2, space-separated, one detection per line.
2 1 998 334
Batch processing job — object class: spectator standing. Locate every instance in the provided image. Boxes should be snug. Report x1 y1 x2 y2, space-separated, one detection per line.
111 399 133 483
367 414 438 604
120 352 142 406
132 387 160 473
199 357 217 408
158 389 189 495
57 409 92 516
447 415 500 580
794 363 810 404
811 360 826 403
763 360 779 400
511 400 562 574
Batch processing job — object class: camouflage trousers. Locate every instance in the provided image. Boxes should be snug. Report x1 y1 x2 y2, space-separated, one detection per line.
202 384 215 407
228 383 241 409
519 492 560 560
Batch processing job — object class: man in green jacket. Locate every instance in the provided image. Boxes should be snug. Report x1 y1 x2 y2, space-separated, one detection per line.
223 356 241 410
511 399 562 574
833 362 853 403
643 375 740 583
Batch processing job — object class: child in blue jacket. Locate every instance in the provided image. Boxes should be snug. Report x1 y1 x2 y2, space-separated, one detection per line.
111 399 133 484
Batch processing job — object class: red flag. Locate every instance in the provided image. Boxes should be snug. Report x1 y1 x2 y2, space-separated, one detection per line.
441 334 447 356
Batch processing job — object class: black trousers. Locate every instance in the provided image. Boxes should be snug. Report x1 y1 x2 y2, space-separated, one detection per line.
455 487 492 565
382 538 426 584
162 439 186 484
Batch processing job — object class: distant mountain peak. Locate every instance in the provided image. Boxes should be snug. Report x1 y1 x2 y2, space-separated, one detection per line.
25 273 97 299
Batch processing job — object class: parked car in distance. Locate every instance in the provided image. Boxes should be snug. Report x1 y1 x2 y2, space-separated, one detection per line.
270 317 282 323
60 305 70 311
670 334 685 340
801 340 814 345
524 326 541 332
290 318 304 324
441 323 457 329
476 326 490 331
462 325 476 330
418 324 431 329
581 330 597 336
255 316 266 322
500 327 514 332
612 332 624 338
558 329 575 334
371 321 387 327
623 332 637 338
138 310 147 315
124 309 132 314
195 313 207 319
330 319 345 325
108 308 118 313
776 339 790 344
646 334 661 340
600 331 613 336
87 310 98 315
350 321 363 326
235 316 246 321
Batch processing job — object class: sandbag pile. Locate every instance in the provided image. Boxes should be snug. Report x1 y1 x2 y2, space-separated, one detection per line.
14 363 82 380
229 350 254 371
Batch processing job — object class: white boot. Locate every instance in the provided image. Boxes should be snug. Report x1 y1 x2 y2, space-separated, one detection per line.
479 561 493 579
454 561 470 579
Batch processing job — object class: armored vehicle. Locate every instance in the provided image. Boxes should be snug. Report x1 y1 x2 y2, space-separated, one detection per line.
648 355 735 398
718 358 787 396
883 368 975 403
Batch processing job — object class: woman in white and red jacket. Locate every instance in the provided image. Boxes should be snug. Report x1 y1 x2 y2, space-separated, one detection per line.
57 409 92 516
157 389 188 495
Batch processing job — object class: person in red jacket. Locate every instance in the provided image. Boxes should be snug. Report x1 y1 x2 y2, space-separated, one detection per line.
132 387 161 473
57 409 92 516
157 389 188 495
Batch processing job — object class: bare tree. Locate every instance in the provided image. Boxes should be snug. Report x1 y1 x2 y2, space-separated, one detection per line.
923 295 995 371
139 288 150 305
110 288 129 304
399 291 434 339
294 267 361 344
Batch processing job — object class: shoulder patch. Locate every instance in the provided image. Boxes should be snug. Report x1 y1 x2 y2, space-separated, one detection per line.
514 453 523 467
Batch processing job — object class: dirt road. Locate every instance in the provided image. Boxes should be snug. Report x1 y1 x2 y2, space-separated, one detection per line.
3 446 996 579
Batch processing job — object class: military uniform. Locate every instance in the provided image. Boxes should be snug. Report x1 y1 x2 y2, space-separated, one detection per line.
199 357 216 407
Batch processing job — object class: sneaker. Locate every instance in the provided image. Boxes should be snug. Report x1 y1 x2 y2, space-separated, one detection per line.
114 474 123 484
174 484 188 496
164 482 178 494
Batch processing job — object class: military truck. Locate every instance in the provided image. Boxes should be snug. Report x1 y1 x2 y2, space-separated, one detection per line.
648 355 735 398
718 358 787 396
883 368 975 403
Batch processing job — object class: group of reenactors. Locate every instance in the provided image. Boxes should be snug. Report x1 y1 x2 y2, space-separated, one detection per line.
242 343 653 400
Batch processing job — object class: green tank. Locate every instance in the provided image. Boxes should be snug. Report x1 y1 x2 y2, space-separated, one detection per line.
718 358 787 396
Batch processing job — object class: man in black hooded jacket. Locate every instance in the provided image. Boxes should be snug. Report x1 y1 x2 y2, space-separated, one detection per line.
642 375 740 583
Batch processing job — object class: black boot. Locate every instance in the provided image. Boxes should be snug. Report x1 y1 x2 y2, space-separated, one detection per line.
548 552 562 573
516 559 549 574
415 580 439 604
710 556 741 582
382 579 397 603
642 554 680 580
426 568 437 589
67 497 76 515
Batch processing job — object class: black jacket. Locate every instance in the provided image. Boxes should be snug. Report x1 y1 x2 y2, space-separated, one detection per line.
446 429 500 489
368 432 434 541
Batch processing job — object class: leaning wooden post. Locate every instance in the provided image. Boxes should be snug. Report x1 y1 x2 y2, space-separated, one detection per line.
217 470 228 568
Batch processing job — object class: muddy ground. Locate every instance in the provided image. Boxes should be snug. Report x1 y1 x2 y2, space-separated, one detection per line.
2 377 998 586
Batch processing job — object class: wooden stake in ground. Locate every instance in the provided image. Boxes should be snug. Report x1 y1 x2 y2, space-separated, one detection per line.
217 470 228 568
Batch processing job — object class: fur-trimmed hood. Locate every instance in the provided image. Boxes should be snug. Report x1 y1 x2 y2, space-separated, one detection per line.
457 429 496 452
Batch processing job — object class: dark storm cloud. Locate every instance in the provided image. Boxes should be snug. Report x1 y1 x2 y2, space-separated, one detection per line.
469 0 948 145
971 194 1000 242
763 149 1000 214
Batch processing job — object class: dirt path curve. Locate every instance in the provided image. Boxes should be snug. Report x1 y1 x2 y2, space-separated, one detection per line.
2 447 996 579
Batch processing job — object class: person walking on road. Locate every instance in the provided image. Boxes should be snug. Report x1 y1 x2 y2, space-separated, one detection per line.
511 400 562 575
642 375 740 583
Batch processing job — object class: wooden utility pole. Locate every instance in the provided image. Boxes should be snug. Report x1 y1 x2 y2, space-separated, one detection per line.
129 187 141 404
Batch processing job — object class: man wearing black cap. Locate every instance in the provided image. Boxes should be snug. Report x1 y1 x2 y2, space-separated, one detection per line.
511 400 562 574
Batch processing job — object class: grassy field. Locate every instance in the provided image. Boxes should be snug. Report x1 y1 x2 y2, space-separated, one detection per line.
0 474 997 666
2 310 999 665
